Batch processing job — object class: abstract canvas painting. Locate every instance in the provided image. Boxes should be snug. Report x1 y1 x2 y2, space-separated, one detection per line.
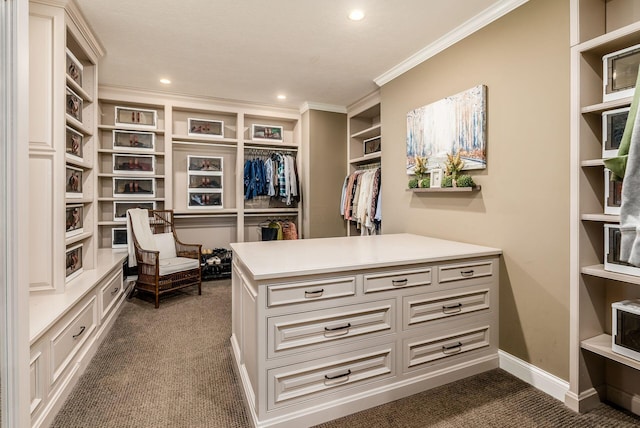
406 85 487 174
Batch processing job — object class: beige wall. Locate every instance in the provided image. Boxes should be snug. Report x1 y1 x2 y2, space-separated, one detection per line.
305 109 347 238
380 0 570 379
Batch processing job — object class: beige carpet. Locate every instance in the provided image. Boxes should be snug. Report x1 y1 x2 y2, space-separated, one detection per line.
52 280 640 428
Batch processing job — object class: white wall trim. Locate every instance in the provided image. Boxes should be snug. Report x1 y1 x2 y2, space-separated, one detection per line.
499 350 569 402
300 101 347 115
374 0 530 86
1 0 31 426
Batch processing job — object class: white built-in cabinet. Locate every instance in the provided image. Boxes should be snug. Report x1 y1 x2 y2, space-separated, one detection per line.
95 87 302 251
28 1 129 427
568 0 640 415
345 91 382 236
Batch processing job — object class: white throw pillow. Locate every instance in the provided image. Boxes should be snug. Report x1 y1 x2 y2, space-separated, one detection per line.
154 232 177 260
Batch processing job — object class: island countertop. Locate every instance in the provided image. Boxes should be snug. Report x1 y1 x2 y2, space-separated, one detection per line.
230 233 502 281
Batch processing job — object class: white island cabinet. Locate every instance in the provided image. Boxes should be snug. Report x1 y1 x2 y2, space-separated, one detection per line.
230 233 501 428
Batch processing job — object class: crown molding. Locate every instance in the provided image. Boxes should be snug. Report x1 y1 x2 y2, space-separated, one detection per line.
299 102 347 115
374 0 529 86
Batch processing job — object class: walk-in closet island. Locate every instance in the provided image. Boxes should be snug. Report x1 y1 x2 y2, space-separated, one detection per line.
230 233 502 427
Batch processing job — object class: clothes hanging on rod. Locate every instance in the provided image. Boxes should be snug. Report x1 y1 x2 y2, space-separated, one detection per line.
244 150 299 204
340 167 381 235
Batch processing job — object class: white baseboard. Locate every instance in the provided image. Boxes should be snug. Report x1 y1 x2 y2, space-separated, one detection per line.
499 350 569 402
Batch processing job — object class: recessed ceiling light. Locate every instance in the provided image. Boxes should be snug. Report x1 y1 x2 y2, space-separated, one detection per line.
348 9 365 21
160 78 171 84
277 94 287 100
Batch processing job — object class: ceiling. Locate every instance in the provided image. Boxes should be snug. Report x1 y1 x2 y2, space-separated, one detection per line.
74 0 522 110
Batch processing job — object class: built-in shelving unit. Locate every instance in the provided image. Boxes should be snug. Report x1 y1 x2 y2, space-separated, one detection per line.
94 88 302 249
345 92 382 236
568 0 640 415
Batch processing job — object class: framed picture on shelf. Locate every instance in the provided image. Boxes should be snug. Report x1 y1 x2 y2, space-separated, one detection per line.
65 165 83 198
251 124 283 142
114 106 157 129
363 136 381 155
187 155 223 172
430 168 443 188
65 244 83 281
113 201 156 222
112 154 155 174
65 48 83 87
66 87 83 122
111 227 128 249
113 129 155 152
65 126 83 161
188 191 223 209
65 204 83 237
188 118 224 138
113 177 156 197
188 174 222 189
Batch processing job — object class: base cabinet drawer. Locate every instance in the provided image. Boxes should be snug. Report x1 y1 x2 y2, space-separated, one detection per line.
363 267 432 293
438 260 494 286
268 345 394 410
404 325 490 370
267 276 356 307
404 287 491 329
30 349 44 416
268 300 394 358
100 269 123 320
50 297 97 384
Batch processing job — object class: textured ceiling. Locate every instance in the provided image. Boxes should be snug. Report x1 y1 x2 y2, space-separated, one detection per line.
75 0 511 109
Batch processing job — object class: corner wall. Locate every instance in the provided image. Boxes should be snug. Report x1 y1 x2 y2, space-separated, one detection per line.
304 110 347 238
380 0 571 379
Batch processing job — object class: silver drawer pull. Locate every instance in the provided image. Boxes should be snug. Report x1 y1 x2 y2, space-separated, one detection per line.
324 323 351 332
460 270 474 277
442 303 462 313
442 342 462 353
304 289 324 298
392 278 408 286
111 287 119 295
72 326 86 339
324 369 351 381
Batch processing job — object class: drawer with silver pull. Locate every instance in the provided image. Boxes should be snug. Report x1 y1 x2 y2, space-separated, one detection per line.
50 296 97 385
268 299 394 358
438 259 494 286
363 266 432 293
267 276 356 307
404 325 490 371
268 344 394 410
404 286 491 329
100 269 123 320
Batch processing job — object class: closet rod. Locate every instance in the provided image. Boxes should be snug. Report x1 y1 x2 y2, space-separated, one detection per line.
356 162 381 170
173 141 237 149
244 144 298 153
244 212 299 218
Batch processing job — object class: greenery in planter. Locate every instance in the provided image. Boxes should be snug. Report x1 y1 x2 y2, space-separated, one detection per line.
408 178 419 189
419 178 430 188
442 175 454 188
456 174 475 188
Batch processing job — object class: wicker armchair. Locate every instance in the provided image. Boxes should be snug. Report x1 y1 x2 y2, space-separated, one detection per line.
127 209 202 308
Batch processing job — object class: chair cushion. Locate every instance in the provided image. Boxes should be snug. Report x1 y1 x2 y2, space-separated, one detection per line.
154 232 177 260
159 257 199 276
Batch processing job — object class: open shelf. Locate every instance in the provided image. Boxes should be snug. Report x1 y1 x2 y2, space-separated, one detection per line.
407 185 481 193
581 264 640 286
582 334 640 371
